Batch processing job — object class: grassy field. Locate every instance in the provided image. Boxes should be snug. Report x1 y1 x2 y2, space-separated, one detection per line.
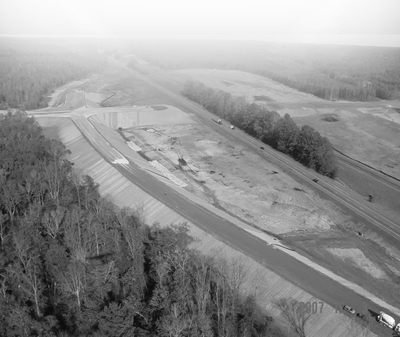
294 109 400 177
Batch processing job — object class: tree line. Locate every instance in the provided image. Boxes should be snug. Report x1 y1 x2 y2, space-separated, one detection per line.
132 39 400 101
0 38 103 110
182 81 338 178
0 111 285 336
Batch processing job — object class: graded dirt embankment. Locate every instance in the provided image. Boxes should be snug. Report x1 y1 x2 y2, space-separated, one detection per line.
37 116 376 337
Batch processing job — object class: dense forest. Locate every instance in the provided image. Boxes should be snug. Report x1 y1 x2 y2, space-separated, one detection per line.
182 81 338 178
0 38 103 110
0 111 284 336
132 39 400 101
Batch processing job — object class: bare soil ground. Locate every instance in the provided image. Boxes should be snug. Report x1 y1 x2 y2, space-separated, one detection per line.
130 122 342 235
91 105 400 307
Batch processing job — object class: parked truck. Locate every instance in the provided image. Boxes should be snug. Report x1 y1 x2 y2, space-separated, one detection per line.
377 311 400 332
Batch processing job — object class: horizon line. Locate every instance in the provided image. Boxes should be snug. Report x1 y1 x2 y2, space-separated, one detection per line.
1 34 400 48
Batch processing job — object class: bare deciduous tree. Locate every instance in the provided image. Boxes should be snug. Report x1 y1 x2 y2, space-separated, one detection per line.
42 206 66 239
1 180 22 221
70 169 84 209
216 254 248 316
42 140 71 206
59 261 86 309
0 213 7 244
275 298 312 337
193 254 213 318
64 208 92 263
10 227 44 317
161 303 193 337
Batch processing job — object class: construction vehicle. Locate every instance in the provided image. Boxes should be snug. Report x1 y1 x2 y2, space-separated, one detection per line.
377 311 400 331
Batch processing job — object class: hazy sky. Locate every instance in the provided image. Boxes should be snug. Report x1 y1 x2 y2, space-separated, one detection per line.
1 0 400 46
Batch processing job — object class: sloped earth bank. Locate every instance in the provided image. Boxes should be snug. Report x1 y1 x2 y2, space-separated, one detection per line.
121 115 400 308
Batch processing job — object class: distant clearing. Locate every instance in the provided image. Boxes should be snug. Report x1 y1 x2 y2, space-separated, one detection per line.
177 69 323 107
99 75 176 107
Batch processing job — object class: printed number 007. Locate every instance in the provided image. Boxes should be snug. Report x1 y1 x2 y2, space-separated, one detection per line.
298 301 324 314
